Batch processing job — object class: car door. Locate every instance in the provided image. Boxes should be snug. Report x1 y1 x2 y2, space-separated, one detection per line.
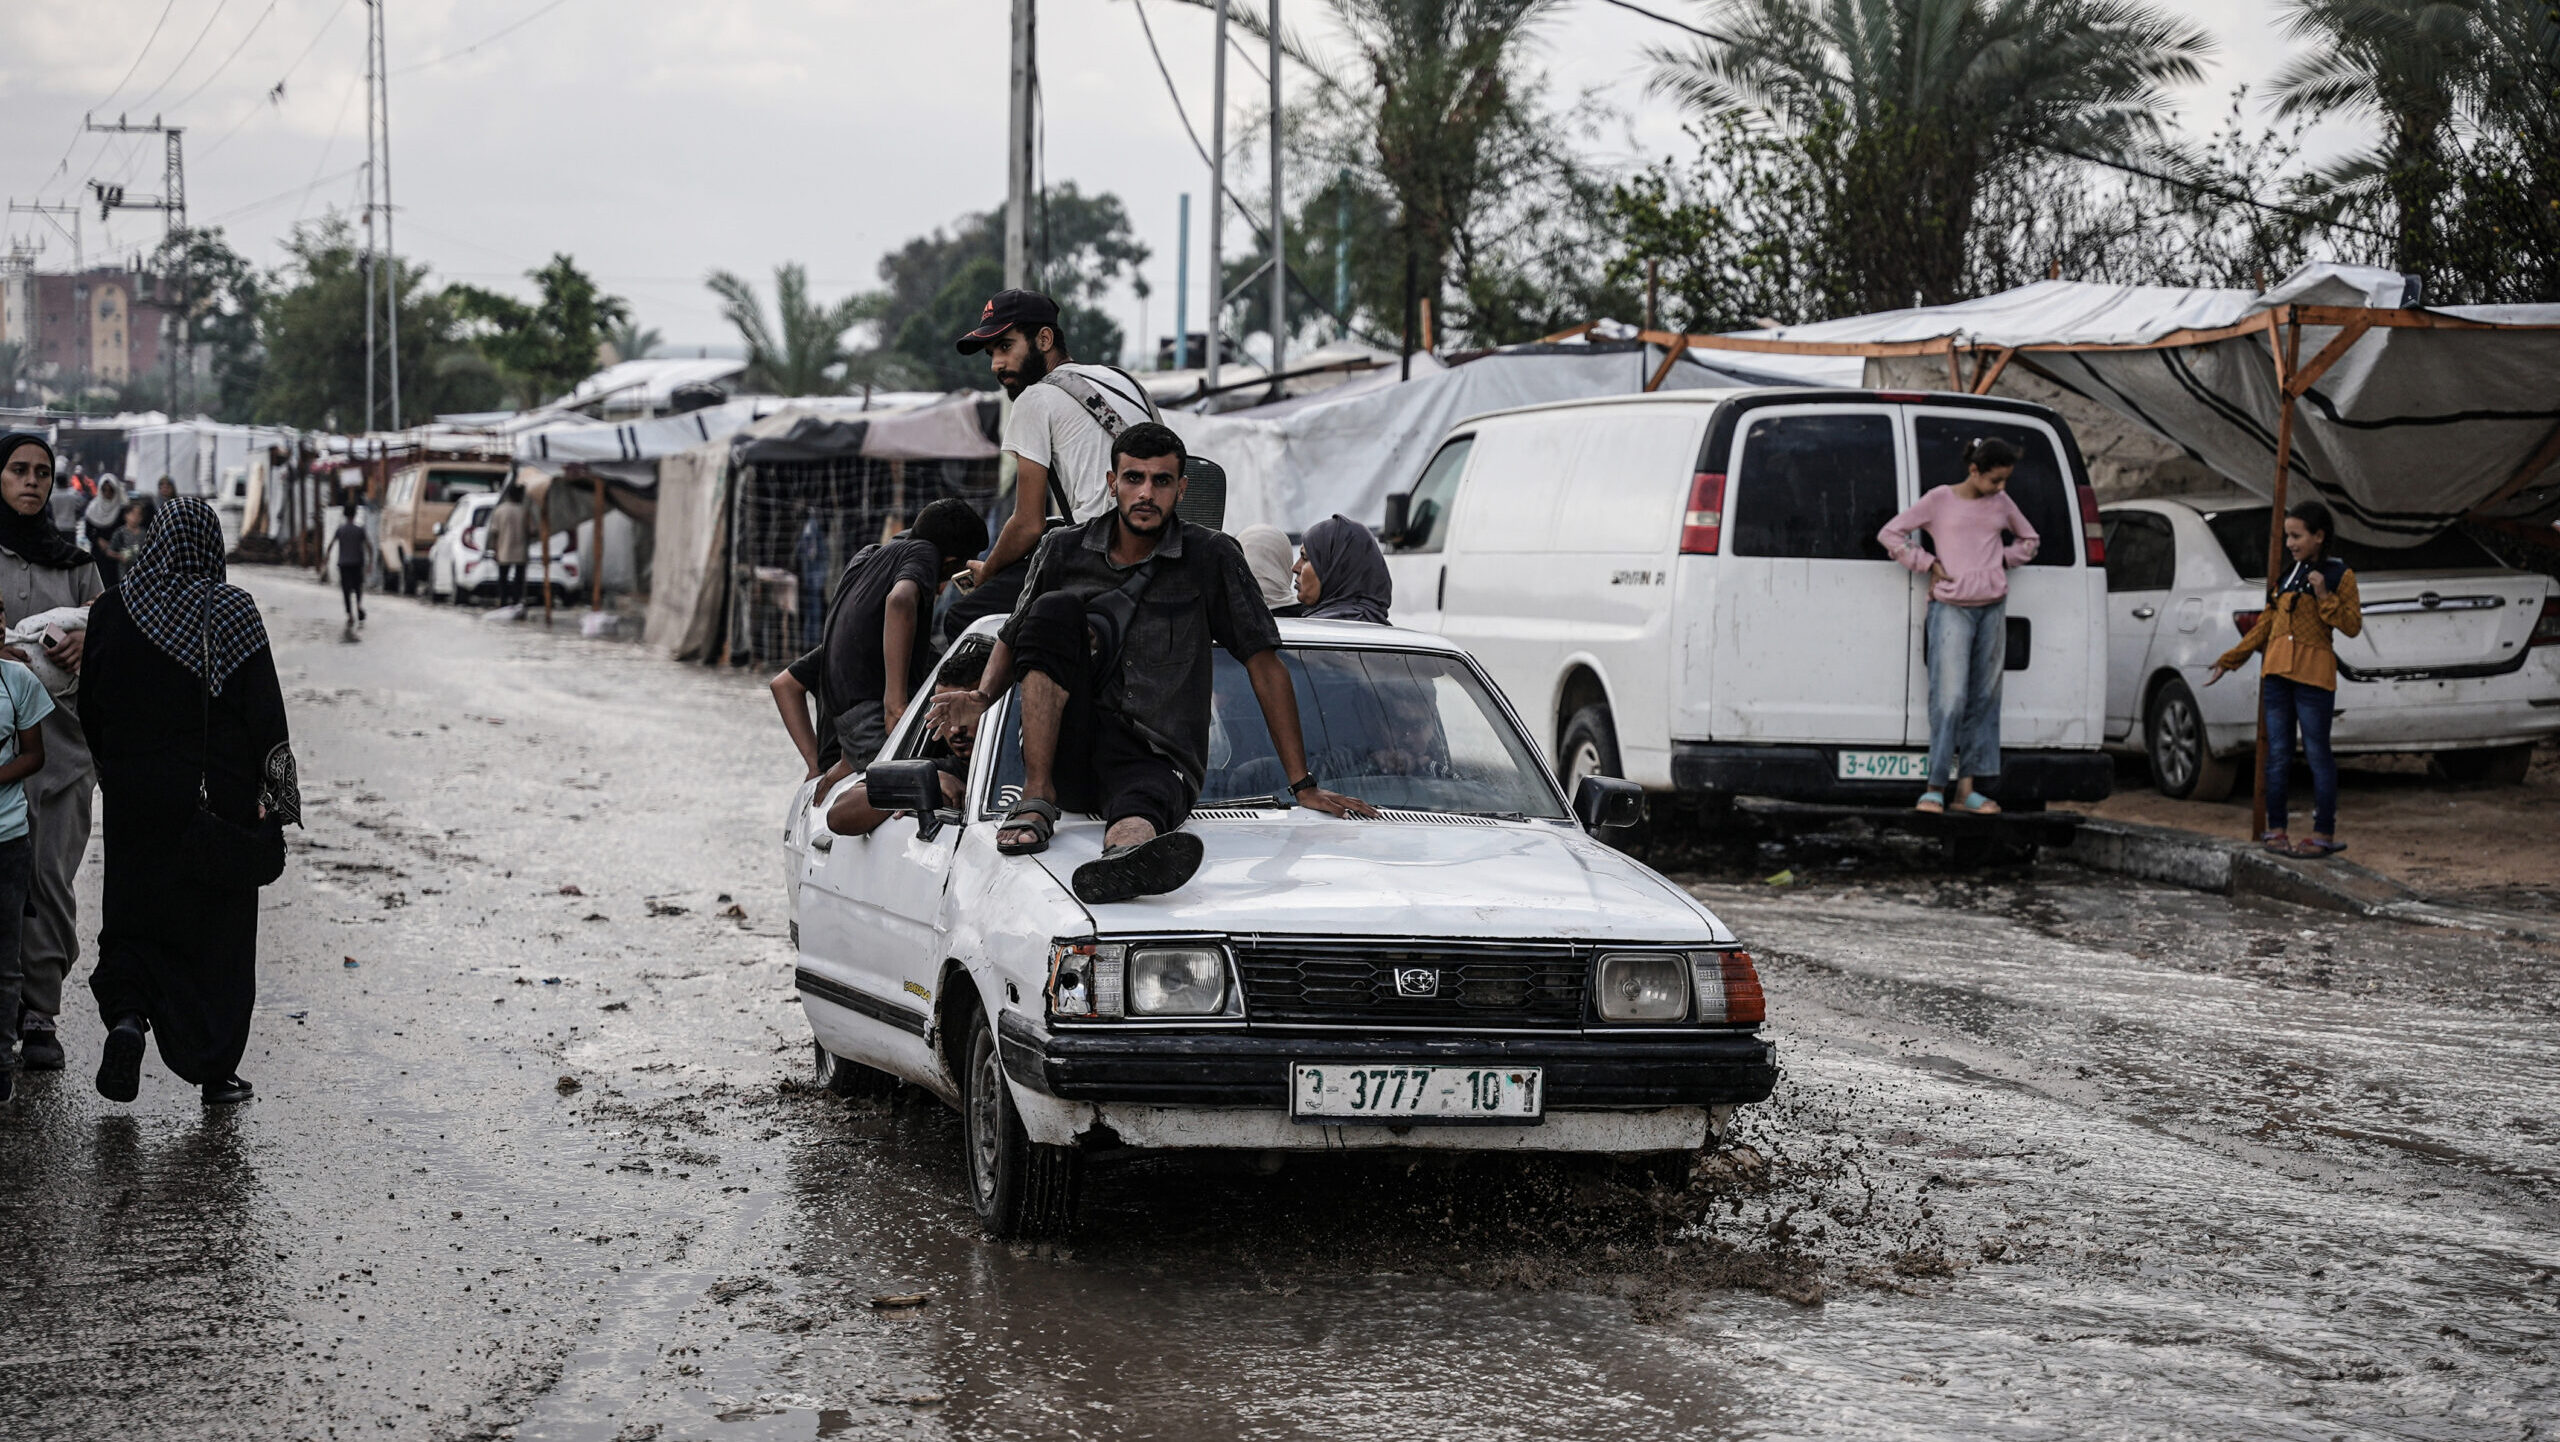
1705 403 1911 744
2099 509 2177 739
1384 434 1473 633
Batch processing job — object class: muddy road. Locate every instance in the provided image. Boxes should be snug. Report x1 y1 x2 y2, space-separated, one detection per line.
3 570 2554 1441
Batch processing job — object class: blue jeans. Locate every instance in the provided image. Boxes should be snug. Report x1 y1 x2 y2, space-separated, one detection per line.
1925 599 2005 791
2262 675 2337 835
0 834 31 1060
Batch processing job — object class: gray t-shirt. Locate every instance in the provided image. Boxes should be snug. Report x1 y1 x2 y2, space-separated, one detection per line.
0 548 103 795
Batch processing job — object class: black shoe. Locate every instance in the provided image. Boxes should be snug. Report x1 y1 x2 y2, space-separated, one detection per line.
1071 831 1205 905
202 1075 254 1106
20 1026 64 1071
97 1017 145 1103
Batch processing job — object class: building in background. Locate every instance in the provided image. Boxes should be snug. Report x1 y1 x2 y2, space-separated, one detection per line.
0 252 181 404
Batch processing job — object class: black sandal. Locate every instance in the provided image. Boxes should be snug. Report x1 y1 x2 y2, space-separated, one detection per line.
997 798 1061 856
1072 831 1206 905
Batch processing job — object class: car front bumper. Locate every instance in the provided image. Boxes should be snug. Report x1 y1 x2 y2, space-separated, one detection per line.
1669 743 2112 804
994 1011 1776 1152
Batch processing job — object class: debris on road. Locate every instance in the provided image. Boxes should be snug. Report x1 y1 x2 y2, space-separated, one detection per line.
869 1292 930 1310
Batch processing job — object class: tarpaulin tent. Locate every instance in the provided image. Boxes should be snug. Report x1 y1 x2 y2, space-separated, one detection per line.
1160 344 1816 533
1587 265 2560 547
643 439 733 660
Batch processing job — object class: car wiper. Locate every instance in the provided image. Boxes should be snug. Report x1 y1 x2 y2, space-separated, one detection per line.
1196 794 1291 809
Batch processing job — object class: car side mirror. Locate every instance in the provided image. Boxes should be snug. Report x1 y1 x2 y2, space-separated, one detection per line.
1381 491 1411 547
864 759 948 841
1572 775 1644 832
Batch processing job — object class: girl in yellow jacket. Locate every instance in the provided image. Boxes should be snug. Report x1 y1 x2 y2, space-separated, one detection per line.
2208 499 2361 857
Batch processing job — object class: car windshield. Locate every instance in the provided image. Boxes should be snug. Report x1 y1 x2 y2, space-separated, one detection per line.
2202 506 2502 579
988 645 1567 819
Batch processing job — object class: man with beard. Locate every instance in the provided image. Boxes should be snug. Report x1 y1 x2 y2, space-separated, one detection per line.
943 289 1160 636
926 423 1374 905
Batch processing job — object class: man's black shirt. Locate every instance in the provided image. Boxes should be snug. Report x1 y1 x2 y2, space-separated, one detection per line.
999 514 1282 786
821 536 944 712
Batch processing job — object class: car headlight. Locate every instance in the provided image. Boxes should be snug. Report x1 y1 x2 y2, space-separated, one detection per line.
1128 946 1229 1017
1048 942 1126 1019
1595 951 1689 1022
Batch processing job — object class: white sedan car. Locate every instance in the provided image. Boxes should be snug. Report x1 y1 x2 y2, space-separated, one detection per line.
784 618 1778 1237
2101 494 2560 796
426 491 582 604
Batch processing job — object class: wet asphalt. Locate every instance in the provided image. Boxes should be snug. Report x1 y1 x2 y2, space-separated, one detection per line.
2 569 2554 1441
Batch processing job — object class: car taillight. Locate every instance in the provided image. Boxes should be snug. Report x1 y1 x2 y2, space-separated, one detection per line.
2535 597 2560 647
2076 482 2105 566
2234 610 2262 637
462 526 483 551
1679 472 1726 555
1690 949 1766 1025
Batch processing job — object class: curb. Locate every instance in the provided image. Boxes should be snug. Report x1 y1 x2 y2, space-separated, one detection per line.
2059 817 2551 940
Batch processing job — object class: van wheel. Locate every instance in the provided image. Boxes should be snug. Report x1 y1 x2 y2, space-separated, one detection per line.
813 1040 895 1099
1560 705 1623 790
2146 679 2236 801
962 1009 1078 1238
2433 743 2534 787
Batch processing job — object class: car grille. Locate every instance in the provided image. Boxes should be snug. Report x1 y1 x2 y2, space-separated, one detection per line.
1233 937 1588 1027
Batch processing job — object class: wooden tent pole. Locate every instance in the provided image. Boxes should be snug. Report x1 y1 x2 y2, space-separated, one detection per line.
540 479 554 627
591 468 605 613
2251 311 2300 841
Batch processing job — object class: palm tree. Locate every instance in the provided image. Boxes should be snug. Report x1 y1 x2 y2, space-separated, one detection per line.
704 263 873 396
604 319 661 366
1649 0 2213 309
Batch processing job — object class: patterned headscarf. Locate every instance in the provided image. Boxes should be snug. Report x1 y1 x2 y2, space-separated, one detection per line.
120 497 271 695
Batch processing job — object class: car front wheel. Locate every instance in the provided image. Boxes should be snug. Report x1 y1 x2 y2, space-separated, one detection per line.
813 1040 895 1099
1560 703 1622 791
2146 678 2237 801
962 1007 1077 1239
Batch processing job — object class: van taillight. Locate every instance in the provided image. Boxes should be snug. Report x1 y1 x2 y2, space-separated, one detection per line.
462 526 484 552
1680 473 1726 555
2075 483 2105 565
2534 597 2560 647
2234 610 2262 637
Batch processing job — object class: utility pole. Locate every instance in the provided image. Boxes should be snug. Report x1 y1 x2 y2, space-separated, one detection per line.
85 114 187 415
1266 1 1285 392
1004 0 1036 290
7 201 84 274
373 0 401 431
363 5 378 435
1206 1 1228 391
1174 193 1191 370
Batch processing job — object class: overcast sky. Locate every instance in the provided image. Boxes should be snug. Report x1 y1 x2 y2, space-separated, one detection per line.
4 0 2364 360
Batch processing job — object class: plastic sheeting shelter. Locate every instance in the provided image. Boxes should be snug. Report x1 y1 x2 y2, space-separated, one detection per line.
1594 265 2560 547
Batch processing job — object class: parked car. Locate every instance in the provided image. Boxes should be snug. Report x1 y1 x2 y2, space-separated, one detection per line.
1378 388 2112 809
2100 494 2560 795
382 460 507 593
426 490 581 604
785 617 1779 1238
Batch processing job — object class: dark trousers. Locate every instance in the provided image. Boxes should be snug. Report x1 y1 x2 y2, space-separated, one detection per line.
338 564 366 617
0 834 31 1058
2263 675 2338 835
1010 590 1195 836
497 563 527 607
941 556 1029 646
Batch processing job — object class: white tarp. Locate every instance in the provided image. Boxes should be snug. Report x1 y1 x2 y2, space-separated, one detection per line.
1162 346 1815 532
121 421 293 497
641 439 730 660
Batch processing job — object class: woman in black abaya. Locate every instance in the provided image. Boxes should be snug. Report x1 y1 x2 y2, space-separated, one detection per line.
84 498 298 1106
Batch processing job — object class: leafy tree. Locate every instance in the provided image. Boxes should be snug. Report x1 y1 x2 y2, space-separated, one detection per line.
707 262 877 396
144 225 265 422
1648 0 2213 311
1601 117 1840 332
869 184 1148 389
253 216 501 429
449 255 632 407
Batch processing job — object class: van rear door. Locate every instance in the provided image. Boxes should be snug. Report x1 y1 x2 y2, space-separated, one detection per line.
1903 409 2103 748
1705 403 1910 744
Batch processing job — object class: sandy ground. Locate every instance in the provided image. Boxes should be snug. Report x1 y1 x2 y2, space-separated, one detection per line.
3 571 2554 1441
2065 743 2560 912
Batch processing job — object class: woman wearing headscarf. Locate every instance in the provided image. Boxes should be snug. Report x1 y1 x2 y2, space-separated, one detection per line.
1237 523 1302 618
0 433 102 1073
84 474 126 587
82 497 297 1106
1293 514 1394 625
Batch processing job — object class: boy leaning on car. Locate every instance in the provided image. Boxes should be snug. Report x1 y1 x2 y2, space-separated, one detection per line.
925 422 1375 906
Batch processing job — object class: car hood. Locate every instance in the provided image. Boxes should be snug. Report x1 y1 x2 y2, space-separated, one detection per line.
1032 812 1730 943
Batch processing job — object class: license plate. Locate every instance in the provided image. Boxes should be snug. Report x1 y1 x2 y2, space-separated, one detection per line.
1836 749 1929 781
1291 1064 1542 1122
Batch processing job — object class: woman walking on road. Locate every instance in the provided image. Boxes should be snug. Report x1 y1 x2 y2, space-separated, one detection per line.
83 476 126 587
2209 499 2361 857
82 498 298 1107
1879 437 2039 814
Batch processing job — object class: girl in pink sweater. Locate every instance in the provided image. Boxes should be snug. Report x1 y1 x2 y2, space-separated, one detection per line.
1878 438 2039 813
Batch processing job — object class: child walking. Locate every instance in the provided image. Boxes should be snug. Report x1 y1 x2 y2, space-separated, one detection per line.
325 502 369 629
2210 499 2362 856
1880 436 2039 814
0 603 55 1103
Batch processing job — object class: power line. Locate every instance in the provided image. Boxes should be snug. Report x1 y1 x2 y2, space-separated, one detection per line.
392 0 583 75
127 0 237 116
1591 0 1731 42
197 0 359 165
168 0 283 114
38 0 182 196
205 162 365 225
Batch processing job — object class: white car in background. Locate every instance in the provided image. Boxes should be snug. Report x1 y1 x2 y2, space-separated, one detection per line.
426 491 582 604
2101 494 2560 796
783 618 1779 1239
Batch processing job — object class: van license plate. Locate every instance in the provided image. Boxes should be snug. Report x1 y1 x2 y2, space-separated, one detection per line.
1836 750 1930 781
1292 1064 1541 1122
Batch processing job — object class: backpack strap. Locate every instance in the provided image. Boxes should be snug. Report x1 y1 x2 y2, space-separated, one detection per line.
1032 366 1166 521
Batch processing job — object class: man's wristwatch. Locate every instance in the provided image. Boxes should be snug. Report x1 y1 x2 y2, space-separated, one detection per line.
1287 774 1319 797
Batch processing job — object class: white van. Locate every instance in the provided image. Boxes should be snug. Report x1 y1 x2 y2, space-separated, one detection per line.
1380 388 2113 809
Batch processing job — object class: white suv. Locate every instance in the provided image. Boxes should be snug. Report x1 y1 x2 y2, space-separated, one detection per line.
2101 495 2560 795
1380 389 2112 809
426 491 582 604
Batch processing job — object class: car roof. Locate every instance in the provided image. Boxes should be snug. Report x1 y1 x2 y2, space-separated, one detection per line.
1444 385 2060 433
953 611 1466 656
2110 490 2266 515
